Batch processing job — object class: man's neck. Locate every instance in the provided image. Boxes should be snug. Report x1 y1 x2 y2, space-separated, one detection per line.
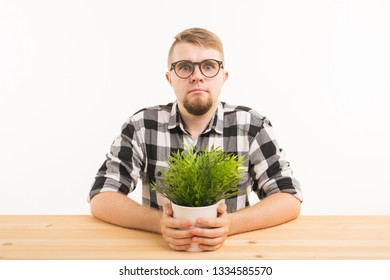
178 104 217 140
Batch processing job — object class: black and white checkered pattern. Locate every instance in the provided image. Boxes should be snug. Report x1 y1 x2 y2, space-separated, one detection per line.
89 101 302 213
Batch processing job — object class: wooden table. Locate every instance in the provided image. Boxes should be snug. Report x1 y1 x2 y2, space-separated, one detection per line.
1 215 389 260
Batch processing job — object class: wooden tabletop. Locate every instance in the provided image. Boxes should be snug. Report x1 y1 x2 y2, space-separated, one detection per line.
1 215 389 260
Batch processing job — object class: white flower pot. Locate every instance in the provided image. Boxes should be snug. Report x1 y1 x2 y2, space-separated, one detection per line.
171 202 219 252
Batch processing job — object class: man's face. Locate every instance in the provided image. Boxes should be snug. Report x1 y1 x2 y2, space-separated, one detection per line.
166 43 228 116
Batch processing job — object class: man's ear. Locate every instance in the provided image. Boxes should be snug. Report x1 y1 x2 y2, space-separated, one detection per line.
223 70 229 83
165 72 172 85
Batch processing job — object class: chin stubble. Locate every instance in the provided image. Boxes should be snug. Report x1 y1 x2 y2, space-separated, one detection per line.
183 97 213 116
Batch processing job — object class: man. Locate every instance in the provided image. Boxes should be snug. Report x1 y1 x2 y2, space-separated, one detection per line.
89 27 302 251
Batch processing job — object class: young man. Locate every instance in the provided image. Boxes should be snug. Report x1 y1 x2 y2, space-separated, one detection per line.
89 28 302 251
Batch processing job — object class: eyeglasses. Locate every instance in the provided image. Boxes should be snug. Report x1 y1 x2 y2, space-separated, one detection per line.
170 59 224 79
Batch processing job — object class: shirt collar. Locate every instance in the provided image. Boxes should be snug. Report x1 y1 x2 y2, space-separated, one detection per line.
168 101 224 135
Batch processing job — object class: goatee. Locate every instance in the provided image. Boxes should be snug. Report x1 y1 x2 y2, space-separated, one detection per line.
183 97 213 116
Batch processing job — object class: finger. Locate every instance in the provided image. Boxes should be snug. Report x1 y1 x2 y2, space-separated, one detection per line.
163 227 193 239
162 204 193 229
191 226 228 238
217 203 227 215
163 203 173 216
164 234 193 246
162 211 192 229
196 216 228 228
192 236 226 250
198 243 222 251
163 218 193 229
168 243 192 251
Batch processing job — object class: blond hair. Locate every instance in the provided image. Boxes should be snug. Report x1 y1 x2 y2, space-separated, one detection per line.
167 28 224 66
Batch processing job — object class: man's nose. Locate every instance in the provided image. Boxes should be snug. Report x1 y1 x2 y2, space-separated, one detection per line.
191 65 204 82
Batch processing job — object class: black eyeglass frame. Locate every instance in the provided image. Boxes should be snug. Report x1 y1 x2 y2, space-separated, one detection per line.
169 59 224 79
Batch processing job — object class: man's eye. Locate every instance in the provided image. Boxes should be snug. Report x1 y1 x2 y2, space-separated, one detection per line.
202 61 217 70
177 62 193 72
180 65 191 71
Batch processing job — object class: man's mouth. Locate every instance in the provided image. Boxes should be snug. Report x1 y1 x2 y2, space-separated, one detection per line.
188 88 207 94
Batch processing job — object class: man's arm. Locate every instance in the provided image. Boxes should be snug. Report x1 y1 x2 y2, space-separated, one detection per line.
90 192 196 249
228 192 301 235
90 192 162 233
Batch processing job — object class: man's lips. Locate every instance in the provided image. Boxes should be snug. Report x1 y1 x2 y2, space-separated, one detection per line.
188 88 208 94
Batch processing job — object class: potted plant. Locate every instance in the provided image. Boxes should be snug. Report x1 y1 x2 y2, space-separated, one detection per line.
151 145 246 251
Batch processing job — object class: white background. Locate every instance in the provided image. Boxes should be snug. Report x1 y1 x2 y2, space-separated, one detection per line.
1 0 389 215
1 260 389 280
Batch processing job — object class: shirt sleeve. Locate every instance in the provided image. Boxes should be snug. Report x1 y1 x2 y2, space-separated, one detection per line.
88 117 145 201
249 117 303 202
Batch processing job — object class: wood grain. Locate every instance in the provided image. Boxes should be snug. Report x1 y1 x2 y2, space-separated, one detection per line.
1 215 389 260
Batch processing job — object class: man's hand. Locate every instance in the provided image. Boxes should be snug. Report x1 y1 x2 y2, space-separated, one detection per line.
191 203 230 251
160 203 193 251
160 203 230 251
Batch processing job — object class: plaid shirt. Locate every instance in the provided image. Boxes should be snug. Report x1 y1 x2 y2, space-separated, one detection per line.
89 101 302 213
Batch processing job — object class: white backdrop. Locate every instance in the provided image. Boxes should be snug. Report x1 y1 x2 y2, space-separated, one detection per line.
1 0 389 215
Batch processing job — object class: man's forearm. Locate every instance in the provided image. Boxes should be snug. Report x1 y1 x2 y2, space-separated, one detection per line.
90 192 300 237
90 192 162 233
228 192 301 235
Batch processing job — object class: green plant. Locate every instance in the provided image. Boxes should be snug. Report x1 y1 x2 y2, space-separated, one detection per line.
151 146 246 207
